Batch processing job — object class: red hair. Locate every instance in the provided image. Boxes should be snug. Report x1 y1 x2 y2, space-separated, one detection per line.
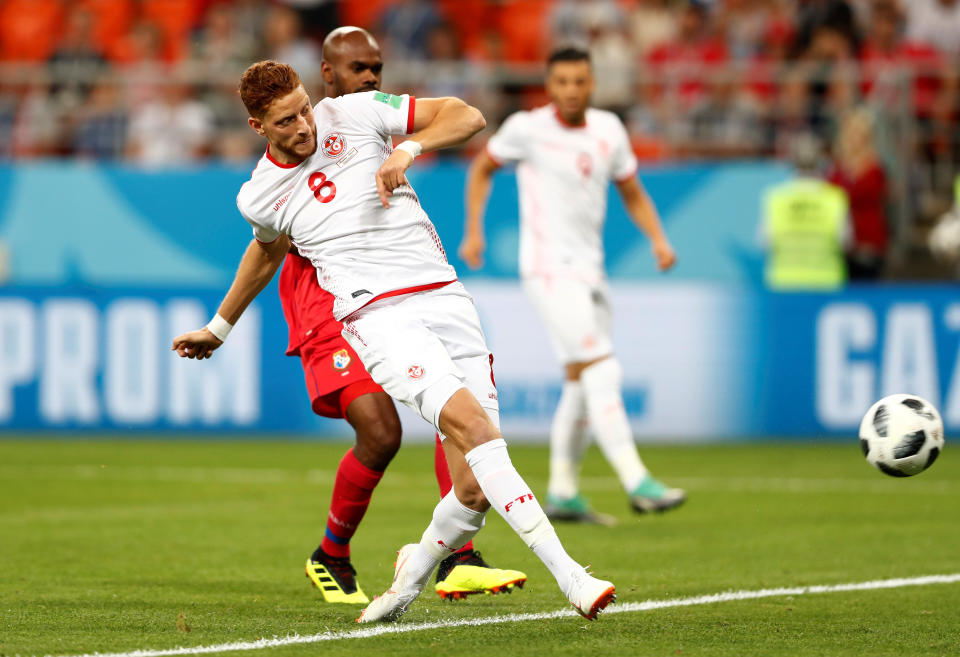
239 60 302 119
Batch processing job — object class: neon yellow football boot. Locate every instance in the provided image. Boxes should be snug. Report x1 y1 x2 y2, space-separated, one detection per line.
305 548 370 604
434 549 527 600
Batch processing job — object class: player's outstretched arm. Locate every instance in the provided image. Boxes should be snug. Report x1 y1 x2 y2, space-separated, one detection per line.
615 176 676 272
459 149 500 270
172 235 290 359
376 97 485 207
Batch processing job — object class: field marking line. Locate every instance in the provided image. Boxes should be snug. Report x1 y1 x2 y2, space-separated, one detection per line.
6 465 958 495
39 573 960 657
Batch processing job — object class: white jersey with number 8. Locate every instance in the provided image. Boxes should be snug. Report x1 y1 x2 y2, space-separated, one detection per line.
236 91 456 320
485 105 638 284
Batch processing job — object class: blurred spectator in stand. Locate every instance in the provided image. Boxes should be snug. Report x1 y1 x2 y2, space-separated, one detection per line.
264 5 321 82
420 22 470 98
827 109 889 279
190 2 258 77
277 0 339 41
550 0 623 45
0 0 63 62
799 23 859 139
0 83 17 158
793 0 859 57
126 81 214 167
191 3 261 166
377 0 442 61
670 70 766 157
113 21 168 106
11 81 60 157
716 0 774 61
626 77 670 161
73 79 127 160
48 4 108 107
585 12 635 116
860 1 947 118
773 67 813 157
628 0 678 57
646 1 730 111
760 133 849 291
905 0 960 57
744 15 794 119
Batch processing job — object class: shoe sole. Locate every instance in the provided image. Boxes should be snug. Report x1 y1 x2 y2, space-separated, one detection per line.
546 508 618 527
575 585 616 621
630 495 686 514
436 577 526 600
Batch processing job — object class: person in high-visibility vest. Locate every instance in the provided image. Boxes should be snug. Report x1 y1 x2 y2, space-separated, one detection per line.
761 135 850 290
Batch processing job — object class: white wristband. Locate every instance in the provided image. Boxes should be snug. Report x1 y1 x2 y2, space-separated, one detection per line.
395 140 422 160
206 313 233 342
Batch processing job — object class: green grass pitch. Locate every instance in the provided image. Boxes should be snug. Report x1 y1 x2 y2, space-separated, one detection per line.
1 439 958 657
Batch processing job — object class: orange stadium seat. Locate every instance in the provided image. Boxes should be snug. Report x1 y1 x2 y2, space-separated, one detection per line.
140 0 202 60
496 0 550 62
339 0 399 32
76 0 135 59
435 0 497 60
0 0 64 62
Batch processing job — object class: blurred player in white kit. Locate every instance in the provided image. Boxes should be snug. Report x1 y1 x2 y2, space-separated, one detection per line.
461 46 686 523
172 60 615 622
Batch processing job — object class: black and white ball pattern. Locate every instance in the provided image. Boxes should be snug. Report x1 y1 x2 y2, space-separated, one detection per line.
859 394 945 477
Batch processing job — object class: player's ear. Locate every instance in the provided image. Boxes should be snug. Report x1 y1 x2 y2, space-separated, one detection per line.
320 60 334 85
248 116 265 136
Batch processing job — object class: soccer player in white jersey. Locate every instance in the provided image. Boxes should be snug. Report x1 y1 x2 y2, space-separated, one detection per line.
171 60 615 622
460 46 686 523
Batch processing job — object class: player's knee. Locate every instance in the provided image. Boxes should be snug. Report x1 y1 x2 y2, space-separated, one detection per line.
357 415 401 466
457 411 500 451
348 395 402 469
454 477 488 511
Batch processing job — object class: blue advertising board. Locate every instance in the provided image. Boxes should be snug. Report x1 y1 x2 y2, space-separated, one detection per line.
2 162 952 440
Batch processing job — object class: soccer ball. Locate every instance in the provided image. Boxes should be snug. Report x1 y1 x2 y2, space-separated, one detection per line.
859 394 945 477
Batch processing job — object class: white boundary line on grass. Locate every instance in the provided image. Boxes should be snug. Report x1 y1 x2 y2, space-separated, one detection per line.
42 573 960 657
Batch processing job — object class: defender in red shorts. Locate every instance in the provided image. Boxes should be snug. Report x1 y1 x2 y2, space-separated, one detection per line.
281 250 525 603
277 28 525 603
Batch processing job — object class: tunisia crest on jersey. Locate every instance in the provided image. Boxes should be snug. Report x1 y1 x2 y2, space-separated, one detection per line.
322 132 346 158
332 348 352 370
407 365 424 379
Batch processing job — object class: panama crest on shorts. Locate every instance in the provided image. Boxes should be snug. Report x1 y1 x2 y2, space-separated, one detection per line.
331 348 352 371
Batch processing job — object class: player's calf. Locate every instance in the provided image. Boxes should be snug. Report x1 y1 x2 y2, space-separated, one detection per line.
345 391 402 471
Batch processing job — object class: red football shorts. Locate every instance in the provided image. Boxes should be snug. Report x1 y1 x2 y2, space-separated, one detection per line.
298 335 384 419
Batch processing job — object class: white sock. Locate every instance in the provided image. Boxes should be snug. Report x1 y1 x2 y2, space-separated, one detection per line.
465 439 581 591
547 380 589 500
402 492 487 591
580 358 648 492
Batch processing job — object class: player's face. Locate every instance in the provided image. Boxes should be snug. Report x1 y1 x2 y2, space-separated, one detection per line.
324 41 383 97
251 85 318 162
546 60 593 123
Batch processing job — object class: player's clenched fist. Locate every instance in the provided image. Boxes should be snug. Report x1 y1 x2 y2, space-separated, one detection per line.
375 149 414 208
171 329 223 360
652 239 677 272
459 233 486 270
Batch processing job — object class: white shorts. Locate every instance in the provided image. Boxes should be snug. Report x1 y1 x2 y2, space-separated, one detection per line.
341 282 499 432
522 274 613 364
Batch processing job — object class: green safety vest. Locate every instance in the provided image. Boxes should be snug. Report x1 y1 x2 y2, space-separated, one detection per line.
764 178 848 290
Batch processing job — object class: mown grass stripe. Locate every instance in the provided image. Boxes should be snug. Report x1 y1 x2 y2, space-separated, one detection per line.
41 573 960 657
